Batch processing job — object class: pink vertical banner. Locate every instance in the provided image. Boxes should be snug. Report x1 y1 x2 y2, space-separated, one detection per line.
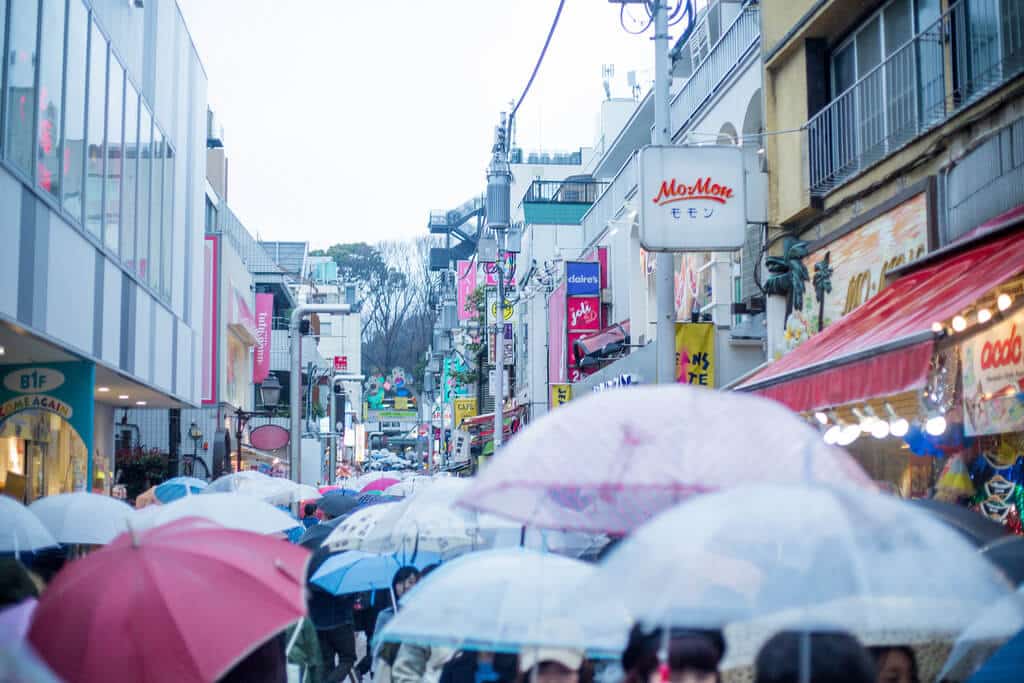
253 293 273 383
548 283 567 385
457 260 476 321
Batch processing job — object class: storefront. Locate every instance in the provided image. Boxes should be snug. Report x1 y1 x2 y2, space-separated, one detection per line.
736 206 1024 531
0 362 95 503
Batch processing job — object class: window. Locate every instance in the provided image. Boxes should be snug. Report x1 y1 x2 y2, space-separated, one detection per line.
37 0 66 197
149 127 163 290
136 104 151 281
84 21 107 238
161 143 174 299
121 80 138 271
62 0 88 221
104 60 123 254
3 0 39 176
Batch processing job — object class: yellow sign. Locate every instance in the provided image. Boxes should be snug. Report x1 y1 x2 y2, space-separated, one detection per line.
394 397 409 410
488 300 515 323
550 383 572 408
675 323 715 387
453 398 478 429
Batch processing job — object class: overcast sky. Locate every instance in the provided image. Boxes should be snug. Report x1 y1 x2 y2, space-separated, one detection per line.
176 0 654 248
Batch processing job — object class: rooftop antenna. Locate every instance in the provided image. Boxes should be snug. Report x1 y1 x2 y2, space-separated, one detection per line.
602 64 615 100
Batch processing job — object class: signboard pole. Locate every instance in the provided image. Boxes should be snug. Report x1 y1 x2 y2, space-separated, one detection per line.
653 1 675 385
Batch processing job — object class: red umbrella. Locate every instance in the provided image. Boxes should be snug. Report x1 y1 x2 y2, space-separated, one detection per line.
360 478 400 494
28 517 309 683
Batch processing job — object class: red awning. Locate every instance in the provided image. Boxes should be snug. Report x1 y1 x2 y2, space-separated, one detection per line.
737 228 1024 411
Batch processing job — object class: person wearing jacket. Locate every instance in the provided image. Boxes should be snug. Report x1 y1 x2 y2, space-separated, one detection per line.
438 651 518 683
391 643 453 683
369 566 421 683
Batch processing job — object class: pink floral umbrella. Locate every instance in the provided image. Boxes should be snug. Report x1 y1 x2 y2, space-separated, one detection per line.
456 385 872 535
360 478 401 494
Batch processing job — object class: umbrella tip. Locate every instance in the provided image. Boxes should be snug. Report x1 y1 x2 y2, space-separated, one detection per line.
127 519 141 548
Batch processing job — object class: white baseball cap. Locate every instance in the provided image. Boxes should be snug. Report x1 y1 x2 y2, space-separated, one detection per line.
519 647 584 674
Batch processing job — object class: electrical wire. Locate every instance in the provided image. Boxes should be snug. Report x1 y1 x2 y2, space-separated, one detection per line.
510 0 567 122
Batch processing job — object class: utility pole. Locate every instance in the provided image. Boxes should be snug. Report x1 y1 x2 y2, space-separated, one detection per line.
652 1 676 385
486 113 512 450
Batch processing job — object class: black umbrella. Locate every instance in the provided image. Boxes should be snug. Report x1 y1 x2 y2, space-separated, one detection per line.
909 498 1011 547
296 514 350 549
317 492 360 519
981 535 1024 586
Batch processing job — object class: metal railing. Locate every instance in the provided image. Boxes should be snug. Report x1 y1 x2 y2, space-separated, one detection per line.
808 0 1024 196
581 153 639 245
670 5 761 138
522 179 609 204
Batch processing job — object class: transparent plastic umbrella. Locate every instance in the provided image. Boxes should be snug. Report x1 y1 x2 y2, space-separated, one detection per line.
571 483 1023 652
134 493 299 535
205 471 320 505
457 385 872 534
377 548 627 655
0 495 57 555
28 492 137 545
311 550 441 596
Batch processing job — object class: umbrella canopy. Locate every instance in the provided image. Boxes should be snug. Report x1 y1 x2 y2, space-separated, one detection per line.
134 492 299 534
297 515 348 550
361 478 400 494
0 598 36 643
28 493 136 545
383 477 433 498
572 483 1021 652
154 477 208 503
456 385 872 534
965 627 1024 683
317 493 360 520
981 536 1024 586
206 471 320 505
328 479 519 556
28 517 309 683
0 642 62 683
0 496 57 555
377 548 620 654
311 550 441 596
909 498 1011 547
937 585 1024 682
323 503 403 553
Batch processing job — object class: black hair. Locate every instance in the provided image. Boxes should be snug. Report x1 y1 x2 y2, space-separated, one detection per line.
0 558 40 608
869 646 919 683
303 502 318 517
622 624 725 681
419 563 441 577
755 630 875 683
392 566 420 595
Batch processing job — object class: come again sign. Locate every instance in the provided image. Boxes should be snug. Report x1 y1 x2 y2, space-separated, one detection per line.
0 362 95 456
638 145 746 251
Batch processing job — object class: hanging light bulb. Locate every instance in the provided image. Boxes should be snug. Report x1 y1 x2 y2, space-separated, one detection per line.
823 424 842 445
925 415 947 436
951 315 967 332
998 293 1013 311
931 322 944 333
814 411 829 425
837 421 862 446
861 406 889 439
977 308 992 324
885 403 909 438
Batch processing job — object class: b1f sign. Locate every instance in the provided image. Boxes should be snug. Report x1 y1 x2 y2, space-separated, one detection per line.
638 145 746 251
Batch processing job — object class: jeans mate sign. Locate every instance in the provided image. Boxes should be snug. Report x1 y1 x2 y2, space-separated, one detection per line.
566 261 600 296
962 307 1024 436
637 145 746 251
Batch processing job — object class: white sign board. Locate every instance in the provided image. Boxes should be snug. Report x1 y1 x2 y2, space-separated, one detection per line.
637 145 746 251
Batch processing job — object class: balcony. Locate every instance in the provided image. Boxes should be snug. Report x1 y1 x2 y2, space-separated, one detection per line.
521 179 609 225
581 154 639 245
669 4 761 138
807 0 1024 197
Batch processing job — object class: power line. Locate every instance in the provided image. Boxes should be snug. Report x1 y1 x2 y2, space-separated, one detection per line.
510 0 567 123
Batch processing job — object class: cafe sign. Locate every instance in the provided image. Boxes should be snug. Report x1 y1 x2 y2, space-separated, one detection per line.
637 145 746 251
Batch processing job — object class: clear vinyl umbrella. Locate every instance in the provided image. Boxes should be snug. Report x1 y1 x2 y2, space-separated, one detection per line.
570 483 1023 654
0 495 58 556
205 471 320 505
457 386 872 535
134 492 300 535
377 548 626 654
28 492 136 545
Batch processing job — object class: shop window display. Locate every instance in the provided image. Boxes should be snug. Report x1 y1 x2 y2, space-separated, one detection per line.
0 411 88 503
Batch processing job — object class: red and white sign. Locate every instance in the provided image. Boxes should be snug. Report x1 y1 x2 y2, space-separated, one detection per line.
567 296 601 332
250 424 290 451
253 293 273 384
457 260 477 321
334 355 349 372
966 308 1024 395
638 145 746 251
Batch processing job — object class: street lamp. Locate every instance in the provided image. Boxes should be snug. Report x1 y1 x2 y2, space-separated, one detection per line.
233 374 285 473
188 422 203 474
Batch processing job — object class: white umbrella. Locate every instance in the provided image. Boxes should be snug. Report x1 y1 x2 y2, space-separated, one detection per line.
377 548 625 653
383 476 432 498
571 483 1021 648
134 493 299 534
205 471 320 505
323 503 402 552
0 495 57 555
28 493 136 545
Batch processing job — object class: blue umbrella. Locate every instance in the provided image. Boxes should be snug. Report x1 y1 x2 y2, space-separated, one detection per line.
323 488 360 498
311 550 441 596
154 477 208 503
968 627 1024 682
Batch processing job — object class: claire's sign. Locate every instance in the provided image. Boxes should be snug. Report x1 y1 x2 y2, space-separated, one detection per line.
566 261 600 296
638 145 746 251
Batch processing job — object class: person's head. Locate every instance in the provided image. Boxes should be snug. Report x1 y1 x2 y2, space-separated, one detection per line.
869 646 918 683
0 558 40 608
622 625 724 683
754 630 875 683
420 563 441 577
303 502 318 518
519 648 584 683
392 566 420 600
